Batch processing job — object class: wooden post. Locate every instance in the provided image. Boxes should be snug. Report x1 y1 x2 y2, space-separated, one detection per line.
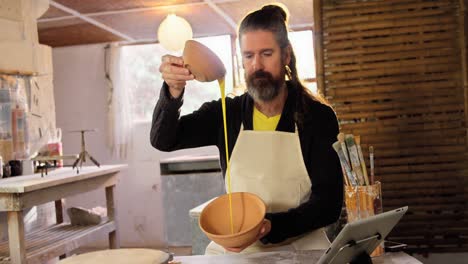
106 184 120 249
55 200 63 223
55 200 67 259
460 0 468 145
313 0 325 97
7 211 26 264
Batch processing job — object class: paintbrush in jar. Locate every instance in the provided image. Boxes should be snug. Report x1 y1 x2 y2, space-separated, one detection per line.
344 134 364 186
355 136 369 185
338 133 351 168
333 141 358 186
355 136 374 218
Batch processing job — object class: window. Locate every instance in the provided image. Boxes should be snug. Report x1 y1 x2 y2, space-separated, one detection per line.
288 30 317 93
120 30 315 122
289 30 316 80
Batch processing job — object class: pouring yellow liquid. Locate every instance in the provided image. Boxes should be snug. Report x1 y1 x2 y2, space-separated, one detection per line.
218 77 234 235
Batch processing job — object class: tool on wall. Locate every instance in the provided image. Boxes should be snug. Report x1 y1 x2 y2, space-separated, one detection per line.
70 129 100 173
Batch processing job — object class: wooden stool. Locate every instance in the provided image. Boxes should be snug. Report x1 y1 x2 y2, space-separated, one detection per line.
58 249 172 264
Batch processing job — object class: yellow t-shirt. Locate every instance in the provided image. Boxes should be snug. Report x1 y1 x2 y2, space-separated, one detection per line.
253 107 281 131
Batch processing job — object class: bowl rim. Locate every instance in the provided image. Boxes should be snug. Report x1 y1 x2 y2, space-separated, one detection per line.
199 192 266 239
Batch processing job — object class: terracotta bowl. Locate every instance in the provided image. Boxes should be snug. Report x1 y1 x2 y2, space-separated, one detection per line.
183 40 226 82
199 192 266 248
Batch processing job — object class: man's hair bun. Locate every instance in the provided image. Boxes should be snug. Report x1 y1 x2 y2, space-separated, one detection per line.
261 4 288 24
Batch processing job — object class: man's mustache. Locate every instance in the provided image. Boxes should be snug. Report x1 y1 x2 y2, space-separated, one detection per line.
250 70 273 80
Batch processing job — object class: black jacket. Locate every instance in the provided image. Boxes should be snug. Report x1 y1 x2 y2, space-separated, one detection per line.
150 81 343 244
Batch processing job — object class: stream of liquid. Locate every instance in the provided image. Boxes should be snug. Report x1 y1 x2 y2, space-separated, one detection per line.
218 77 234 235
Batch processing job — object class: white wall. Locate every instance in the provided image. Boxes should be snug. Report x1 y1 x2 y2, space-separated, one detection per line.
52 43 217 249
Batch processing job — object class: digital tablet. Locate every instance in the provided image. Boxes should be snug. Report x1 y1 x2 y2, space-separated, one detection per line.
317 206 408 264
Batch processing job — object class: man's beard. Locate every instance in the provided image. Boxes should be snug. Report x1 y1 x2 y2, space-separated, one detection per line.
246 69 284 102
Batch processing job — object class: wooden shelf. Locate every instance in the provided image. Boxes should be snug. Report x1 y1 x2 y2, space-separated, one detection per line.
0 221 116 264
0 69 36 76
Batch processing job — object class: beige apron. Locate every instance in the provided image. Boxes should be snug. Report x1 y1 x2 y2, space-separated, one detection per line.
205 124 330 255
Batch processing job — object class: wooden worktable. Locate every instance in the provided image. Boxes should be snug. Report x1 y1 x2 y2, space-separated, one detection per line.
175 250 422 264
0 165 127 264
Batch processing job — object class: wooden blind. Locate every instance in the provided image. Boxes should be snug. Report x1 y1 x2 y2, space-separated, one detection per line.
320 0 468 253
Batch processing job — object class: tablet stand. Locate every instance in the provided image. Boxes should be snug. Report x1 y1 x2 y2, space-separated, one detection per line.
330 232 382 264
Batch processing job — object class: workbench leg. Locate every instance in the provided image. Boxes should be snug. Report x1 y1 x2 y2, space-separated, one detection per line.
55 200 64 223
7 211 26 264
55 200 67 259
106 185 120 249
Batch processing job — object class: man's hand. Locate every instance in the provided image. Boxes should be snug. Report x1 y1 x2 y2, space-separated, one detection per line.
225 219 271 253
159 55 194 98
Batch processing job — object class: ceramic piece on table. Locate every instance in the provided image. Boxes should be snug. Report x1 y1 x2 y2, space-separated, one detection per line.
67 207 106 226
58 249 171 264
183 40 226 82
199 192 266 248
